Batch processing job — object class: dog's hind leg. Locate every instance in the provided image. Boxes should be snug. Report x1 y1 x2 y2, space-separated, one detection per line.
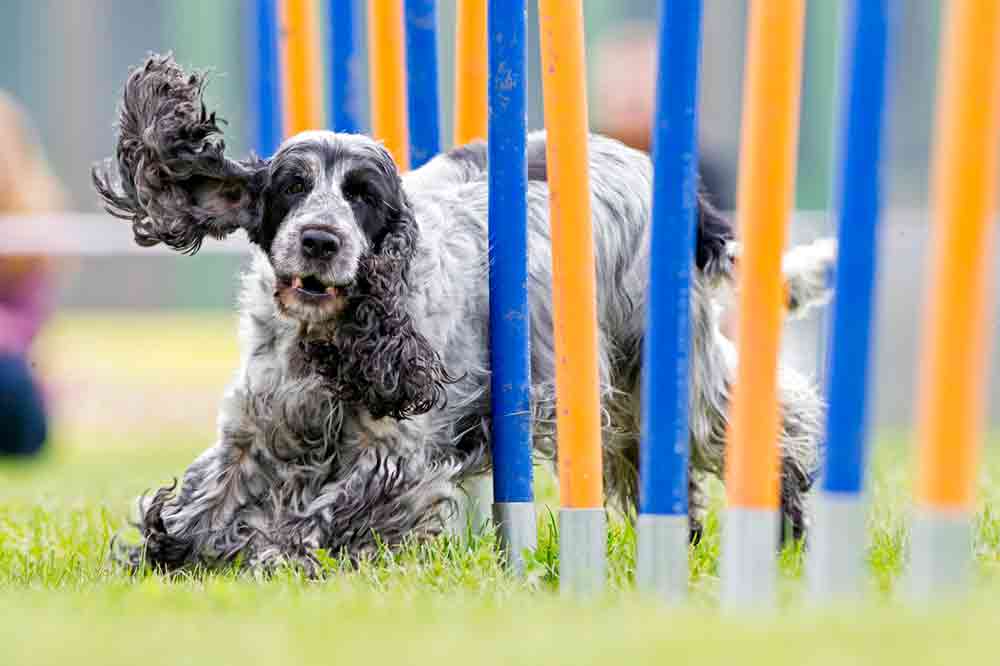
776 367 824 545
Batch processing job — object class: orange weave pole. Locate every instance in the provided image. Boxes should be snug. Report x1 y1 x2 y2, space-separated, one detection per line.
453 0 488 145
724 0 806 509
278 0 324 137
915 0 1000 510
538 0 603 509
368 0 410 169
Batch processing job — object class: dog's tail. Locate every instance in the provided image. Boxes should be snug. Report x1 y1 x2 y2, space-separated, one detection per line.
723 237 837 319
781 237 836 318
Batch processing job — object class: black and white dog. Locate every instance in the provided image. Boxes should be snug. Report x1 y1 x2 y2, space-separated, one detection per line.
93 55 834 573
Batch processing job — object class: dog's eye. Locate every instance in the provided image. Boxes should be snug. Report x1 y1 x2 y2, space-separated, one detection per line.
344 184 375 207
285 179 306 196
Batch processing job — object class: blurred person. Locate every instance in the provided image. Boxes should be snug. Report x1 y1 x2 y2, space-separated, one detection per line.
0 92 64 457
591 21 736 209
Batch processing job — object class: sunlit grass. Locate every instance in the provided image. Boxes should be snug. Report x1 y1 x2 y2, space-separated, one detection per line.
2 312 1000 664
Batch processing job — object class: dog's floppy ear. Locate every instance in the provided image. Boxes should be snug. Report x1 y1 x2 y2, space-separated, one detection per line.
327 159 455 420
92 54 268 254
695 192 736 279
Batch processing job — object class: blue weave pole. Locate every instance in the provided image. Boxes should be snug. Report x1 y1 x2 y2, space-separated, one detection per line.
247 0 282 156
636 0 703 602
808 0 891 601
487 0 535 572
327 0 365 133
405 0 441 168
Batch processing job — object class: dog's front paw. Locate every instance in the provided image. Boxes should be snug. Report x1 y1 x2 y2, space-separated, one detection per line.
112 482 196 573
248 546 323 579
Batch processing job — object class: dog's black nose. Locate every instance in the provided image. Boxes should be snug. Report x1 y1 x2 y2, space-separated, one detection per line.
301 229 341 260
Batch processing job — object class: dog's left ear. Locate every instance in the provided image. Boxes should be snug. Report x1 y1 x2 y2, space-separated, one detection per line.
330 167 454 420
92 54 268 254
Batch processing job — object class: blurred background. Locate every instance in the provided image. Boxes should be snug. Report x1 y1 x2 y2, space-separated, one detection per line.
0 0 996 457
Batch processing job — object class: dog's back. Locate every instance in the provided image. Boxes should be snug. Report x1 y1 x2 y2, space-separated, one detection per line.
397 134 686 506
399 132 832 525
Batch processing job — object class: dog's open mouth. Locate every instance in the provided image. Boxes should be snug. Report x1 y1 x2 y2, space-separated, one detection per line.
276 274 350 321
293 274 337 299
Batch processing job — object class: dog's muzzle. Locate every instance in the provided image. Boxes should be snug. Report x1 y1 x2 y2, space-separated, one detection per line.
275 272 350 322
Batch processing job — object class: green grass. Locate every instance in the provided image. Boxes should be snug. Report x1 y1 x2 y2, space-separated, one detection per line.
3 312 1000 665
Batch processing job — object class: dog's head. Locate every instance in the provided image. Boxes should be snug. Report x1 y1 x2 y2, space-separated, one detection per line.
260 130 415 325
93 55 449 420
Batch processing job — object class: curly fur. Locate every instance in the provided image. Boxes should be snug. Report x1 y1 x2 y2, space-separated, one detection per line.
93 55 837 573
321 206 457 420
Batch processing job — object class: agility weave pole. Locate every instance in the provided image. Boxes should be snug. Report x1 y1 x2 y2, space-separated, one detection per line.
486 0 537 574
278 0 324 137
368 0 409 169
807 0 890 602
636 0 703 603
538 0 606 596
405 0 441 169
721 0 806 607
327 0 364 134
909 0 1000 599
451 0 494 539
288 0 528 560
247 0 283 157
454 0 488 147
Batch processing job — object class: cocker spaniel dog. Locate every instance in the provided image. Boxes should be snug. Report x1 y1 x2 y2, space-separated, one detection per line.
93 55 835 573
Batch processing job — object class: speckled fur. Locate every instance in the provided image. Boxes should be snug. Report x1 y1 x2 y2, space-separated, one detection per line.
96 55 835 573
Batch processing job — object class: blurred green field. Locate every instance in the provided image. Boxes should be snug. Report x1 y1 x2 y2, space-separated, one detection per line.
2 311 1000 666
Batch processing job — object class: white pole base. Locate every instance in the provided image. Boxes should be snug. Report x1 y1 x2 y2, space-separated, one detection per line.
721 507 777 608
559 507 606 597
636 514 688 603
493 501 537 574
908 507 972 601
807 491 868 602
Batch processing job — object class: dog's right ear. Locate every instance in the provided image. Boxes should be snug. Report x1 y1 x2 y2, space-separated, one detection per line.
92 54 268 254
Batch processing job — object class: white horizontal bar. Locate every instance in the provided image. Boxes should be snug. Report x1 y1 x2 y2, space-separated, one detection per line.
0 214 252 256
3 209 958 256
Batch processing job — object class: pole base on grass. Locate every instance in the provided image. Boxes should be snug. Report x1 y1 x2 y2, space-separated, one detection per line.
636 514 688 603
493 501 537 575
721 507 777 608
807 491 867 602
559 507 606 597
908 508 971 601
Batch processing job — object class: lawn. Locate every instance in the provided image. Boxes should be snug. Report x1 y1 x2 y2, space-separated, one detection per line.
2 311 1000 665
